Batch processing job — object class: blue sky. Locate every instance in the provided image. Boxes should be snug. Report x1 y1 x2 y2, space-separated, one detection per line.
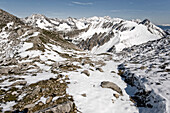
0 0 170 24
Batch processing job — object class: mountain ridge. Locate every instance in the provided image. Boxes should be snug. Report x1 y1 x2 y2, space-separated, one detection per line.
0 9 169 113
23 13 166 53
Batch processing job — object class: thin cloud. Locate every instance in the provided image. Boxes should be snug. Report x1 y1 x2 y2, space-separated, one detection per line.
110 10 122 13
110 9 144 13
72 1 93 5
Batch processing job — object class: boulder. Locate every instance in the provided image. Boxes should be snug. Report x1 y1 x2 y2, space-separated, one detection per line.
113 94 119 98
101 81 123 95
96 67 104 72
50 101 73 113
36 101 74 113
81 70 90 76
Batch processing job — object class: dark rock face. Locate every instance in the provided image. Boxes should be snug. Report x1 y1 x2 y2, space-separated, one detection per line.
107 45 116 53
140 19 151 26
12 108 28 113
78 32 114 50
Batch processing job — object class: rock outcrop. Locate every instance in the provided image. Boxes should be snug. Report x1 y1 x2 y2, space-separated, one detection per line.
101 81 123 95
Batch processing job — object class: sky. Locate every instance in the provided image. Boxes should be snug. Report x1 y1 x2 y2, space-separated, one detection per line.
0 0 170 24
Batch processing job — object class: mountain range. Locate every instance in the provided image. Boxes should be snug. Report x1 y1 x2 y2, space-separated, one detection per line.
0 9 169 113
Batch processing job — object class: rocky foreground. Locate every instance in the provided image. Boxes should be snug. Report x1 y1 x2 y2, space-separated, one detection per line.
0 9 170 113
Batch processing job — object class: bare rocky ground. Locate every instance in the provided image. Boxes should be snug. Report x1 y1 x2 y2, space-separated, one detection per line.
0 20 107 112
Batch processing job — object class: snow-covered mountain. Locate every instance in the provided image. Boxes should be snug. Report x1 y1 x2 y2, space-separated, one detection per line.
23 14 165 53
0 9 169 113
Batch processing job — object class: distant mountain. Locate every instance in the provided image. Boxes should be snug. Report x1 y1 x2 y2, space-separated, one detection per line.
157 25 170 30
157 25 170 35
23 15 166 53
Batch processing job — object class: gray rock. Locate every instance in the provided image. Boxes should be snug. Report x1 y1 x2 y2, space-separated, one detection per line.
17 29 23 36
32 86 41 95
101 81 123 95
35 101 74 113
53 101 73 113
0 68 9 74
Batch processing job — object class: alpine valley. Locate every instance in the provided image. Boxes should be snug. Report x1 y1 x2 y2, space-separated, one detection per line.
0 9 169 113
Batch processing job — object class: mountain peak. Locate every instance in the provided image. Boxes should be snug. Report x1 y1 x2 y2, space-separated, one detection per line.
140 19 151 25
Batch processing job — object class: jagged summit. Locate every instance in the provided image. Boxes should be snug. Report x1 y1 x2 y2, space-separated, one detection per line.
140 19 151 25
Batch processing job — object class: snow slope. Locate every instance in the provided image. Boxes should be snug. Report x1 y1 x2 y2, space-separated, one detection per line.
66 59 138 113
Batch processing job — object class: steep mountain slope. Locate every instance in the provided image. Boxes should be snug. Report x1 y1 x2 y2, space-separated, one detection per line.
0 9 24 26
118 36 170 113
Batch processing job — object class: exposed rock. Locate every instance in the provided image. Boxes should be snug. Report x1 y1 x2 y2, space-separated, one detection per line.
78 32 114 50
24 104 35 109
81 70 90 76
101 81 123 95
12 108 28 113
17 29 23 36
9 67 22 74
111 71 116 73
46 96 53 104
2 58 17 66
27 29 37 35
140 19 150 26
35 101 74 113
81 93 87 97
0 9 24 25
96 67 104 72
38 101 44 106
107 45 116 53
0 68 9 74
32 86 41 95
52 62 60 69
113 94 119 98
48 101 73 113
11 81 27 86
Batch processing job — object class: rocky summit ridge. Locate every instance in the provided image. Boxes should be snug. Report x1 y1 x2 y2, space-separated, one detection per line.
0 9 169 113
